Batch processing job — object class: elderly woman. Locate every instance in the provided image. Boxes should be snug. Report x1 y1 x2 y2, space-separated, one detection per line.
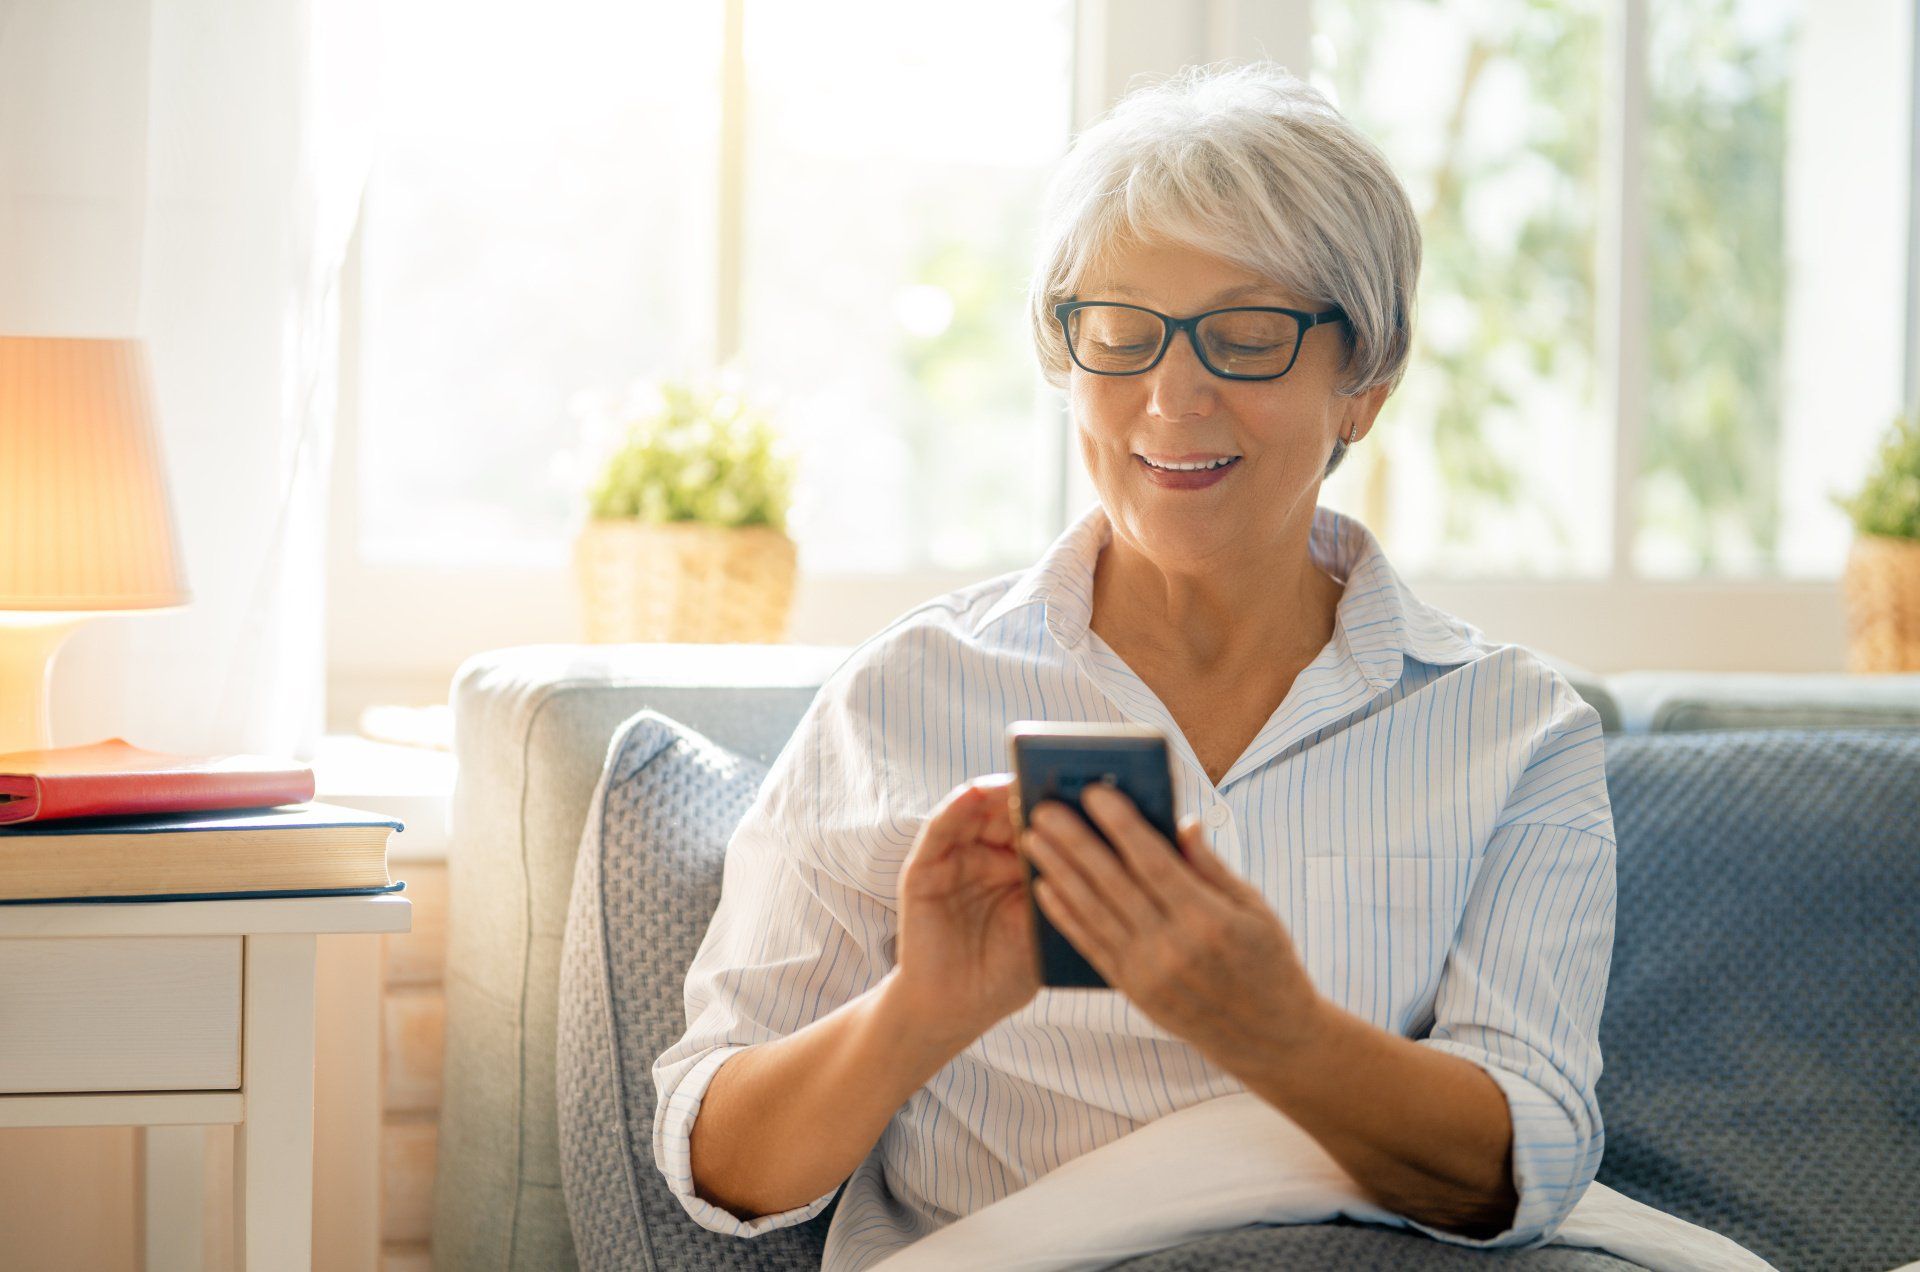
653 61 1614 1270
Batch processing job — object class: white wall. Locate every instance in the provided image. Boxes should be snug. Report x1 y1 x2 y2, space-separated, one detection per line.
0 0 362 760
0 1 372 1265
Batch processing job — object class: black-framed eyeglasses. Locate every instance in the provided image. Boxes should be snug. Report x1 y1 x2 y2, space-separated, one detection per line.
1053 300 1348 381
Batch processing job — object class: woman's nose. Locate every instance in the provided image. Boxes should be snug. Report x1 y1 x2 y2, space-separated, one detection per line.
1143 327 1222 420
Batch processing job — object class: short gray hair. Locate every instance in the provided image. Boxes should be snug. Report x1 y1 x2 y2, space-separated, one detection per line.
1027 60 1421 419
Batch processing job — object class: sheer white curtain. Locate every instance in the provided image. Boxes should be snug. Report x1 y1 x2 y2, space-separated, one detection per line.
0 0 370 759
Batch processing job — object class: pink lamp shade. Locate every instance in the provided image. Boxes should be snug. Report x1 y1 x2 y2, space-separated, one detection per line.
0 336 190 611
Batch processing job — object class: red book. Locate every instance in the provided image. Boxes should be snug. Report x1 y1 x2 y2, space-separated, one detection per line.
0 738 316 825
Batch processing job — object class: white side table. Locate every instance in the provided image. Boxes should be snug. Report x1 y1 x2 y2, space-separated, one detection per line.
0 895 412 1271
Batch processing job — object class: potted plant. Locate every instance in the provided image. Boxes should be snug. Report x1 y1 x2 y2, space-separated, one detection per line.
1833 413 1920 671
572 373 800 643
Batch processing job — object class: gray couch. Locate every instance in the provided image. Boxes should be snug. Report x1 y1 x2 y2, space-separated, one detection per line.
432 644 1920 1271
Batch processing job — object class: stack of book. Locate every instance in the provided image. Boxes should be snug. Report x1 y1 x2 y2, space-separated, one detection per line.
0 738 402 904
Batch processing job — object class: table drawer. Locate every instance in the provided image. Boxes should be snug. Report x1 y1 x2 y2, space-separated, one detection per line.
0 936 242 1092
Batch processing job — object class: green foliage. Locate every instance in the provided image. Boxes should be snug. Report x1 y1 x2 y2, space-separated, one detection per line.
1324 0 1605 553
892 182 1059 567
1642 0 1793 567
1323 0 1795 571
586 379 796 530
1833 416 1920 541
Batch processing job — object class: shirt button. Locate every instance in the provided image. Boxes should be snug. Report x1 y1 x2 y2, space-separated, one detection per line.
1203 804 1230 828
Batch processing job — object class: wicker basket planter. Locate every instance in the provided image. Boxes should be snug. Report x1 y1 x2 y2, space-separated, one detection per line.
1840 533 1920 672
573 518 797 644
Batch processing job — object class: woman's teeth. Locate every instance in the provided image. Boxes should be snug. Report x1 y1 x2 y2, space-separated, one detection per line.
1141 456 1238 471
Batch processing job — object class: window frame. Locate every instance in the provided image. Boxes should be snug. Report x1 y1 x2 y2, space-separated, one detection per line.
326 0 1911 723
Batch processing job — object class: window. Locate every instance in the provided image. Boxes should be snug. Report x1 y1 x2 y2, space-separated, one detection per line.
357 1 724 567
1313 0 1909 582
355 0 1073 574
1313 0 1611 577
1640 0 1799 576
332 0 1914 702
738 1 1074 573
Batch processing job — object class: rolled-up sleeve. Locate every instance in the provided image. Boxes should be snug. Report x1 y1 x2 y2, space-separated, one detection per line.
1410 698 1617 1248
654 1043 808 1235
651 659 921 1237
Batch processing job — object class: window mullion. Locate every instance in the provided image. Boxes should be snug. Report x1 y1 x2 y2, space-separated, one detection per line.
1600 0 1649 581
716 0 747 366
1907 0 1920 416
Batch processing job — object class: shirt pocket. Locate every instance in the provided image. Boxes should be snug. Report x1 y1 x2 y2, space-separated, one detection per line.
1301 853 1475 1031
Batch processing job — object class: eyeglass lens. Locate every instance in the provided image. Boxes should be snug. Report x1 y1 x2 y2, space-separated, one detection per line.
1067 305 1301 376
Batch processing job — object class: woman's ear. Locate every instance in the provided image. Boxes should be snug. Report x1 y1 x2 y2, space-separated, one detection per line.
1337 381 1391 447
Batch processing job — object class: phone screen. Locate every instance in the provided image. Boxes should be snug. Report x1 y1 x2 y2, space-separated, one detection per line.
1007 723 1179 989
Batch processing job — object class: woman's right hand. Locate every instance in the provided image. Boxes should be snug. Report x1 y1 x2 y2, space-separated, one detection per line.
889 773 1039 1045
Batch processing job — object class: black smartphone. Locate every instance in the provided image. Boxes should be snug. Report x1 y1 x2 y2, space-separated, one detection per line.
1007 721 1180 989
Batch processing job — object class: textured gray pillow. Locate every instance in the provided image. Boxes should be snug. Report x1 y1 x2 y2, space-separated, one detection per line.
557 709 835 1271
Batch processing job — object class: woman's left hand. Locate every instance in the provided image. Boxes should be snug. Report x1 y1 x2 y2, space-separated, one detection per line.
1020 782 1329 1069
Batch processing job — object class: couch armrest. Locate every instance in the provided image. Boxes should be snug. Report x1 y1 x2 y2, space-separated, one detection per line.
432 642 848 1272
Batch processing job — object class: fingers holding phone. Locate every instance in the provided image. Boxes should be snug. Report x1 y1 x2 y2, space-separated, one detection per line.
1007 722 1182 989
894 772 1041 1039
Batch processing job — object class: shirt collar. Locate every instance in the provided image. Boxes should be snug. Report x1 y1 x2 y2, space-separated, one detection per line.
978 501 1484 689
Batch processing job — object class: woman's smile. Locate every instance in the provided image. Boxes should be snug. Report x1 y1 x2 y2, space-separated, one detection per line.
1134 452 1242 490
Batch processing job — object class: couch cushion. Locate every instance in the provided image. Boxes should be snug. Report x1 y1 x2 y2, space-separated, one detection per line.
1597 728 1920 1270
558 709 835 1270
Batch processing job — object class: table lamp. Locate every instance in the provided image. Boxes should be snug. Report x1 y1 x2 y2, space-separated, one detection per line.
0 337 190 755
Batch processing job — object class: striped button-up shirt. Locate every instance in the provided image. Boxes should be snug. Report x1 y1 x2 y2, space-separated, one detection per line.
654 500 1616 1270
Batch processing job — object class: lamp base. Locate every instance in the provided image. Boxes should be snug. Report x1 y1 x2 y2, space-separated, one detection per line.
0 617 84 756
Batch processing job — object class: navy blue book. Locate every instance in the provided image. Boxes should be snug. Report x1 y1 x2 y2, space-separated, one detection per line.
0 802 402 903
